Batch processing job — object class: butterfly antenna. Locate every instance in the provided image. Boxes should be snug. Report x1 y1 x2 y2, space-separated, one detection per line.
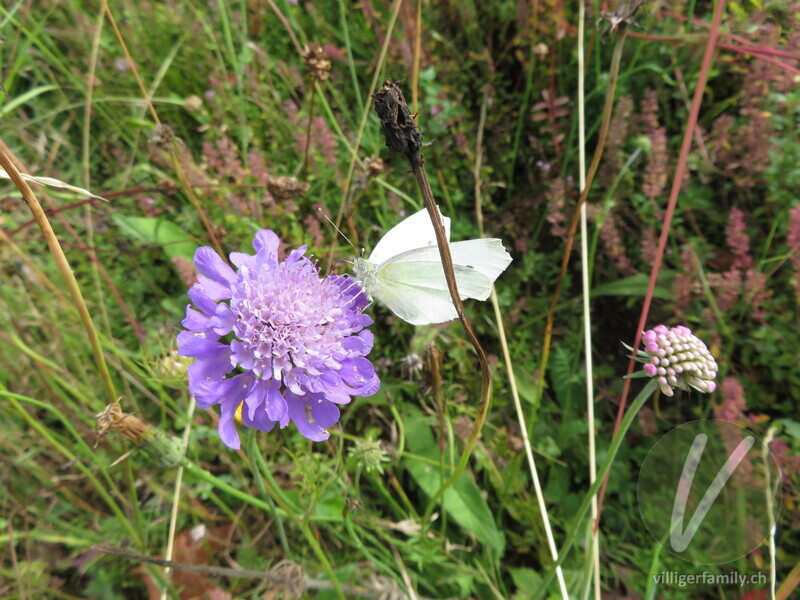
318 207 359 254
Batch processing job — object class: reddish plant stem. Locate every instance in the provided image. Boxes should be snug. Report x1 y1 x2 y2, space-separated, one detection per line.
594 0 728 529
715 42 800 74
626 30 800 75
663 9 800 59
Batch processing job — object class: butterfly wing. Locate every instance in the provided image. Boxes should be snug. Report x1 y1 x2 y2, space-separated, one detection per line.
384 238 512 296
368 239 512 325
366 274 460 325
367 207 451 265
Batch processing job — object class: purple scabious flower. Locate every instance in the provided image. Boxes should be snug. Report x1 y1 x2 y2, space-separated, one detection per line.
638 325 718 397
177 230 379 448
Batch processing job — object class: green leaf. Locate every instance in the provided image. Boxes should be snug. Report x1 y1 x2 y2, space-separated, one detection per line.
591 272 675 299
402 410 505 554
112 215 196 261
779 419 800 442
551 346 583 409
512 365 538 406
510 567 543 596
0 85 58 117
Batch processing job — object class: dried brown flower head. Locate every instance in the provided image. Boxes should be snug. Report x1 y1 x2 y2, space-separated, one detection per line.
301 42 331 82
266 175 310 201
95 401 184 467
599 0 649 33
363 156 387 177
373 80 422 161
95 402 148 446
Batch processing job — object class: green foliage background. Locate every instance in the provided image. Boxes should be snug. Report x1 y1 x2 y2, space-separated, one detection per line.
1 0 799 598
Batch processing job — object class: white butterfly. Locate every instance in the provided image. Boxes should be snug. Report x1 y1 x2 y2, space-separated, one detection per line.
352 208 512 325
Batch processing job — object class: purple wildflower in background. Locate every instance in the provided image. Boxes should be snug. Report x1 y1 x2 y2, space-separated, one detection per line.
177 230 379 448
637 325 718 397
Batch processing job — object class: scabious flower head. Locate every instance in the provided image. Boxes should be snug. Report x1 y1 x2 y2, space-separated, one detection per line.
638 325 718 397
177 230 379 448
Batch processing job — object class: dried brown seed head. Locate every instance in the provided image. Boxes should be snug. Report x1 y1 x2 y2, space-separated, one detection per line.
301 42 331 82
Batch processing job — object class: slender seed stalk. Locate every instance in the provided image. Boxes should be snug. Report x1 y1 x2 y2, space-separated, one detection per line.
245 430 344 599
536 379 659 597
301 83 317 176
0 146 118 406
577 2 602 597
326 0 404 272
596 0 728 527
474 88 569 600
372 81 493 527
537 29 628 406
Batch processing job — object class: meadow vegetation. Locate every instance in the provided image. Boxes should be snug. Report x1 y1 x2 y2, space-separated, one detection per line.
1 0 799 598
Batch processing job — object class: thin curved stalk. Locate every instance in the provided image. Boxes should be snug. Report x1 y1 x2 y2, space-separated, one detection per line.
596 0 728 526
0 147 118 406
326 0 404 271
577 1 602 597
474 88 568 599
537 29 628 407
244 430 344 599
536 379 659 597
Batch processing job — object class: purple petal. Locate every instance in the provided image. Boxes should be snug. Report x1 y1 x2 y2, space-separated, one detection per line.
252 230 280 260
347 313 373 329
335 276 370 310
197 274 232 301
310 397 341 429
283 368 305 395
177 331 225 358
285 245 307 265
230 339 263 372
264 378 288 423
239 378 279 433
190 376 241 409
244 379 267 420
182 306 212 332
241 402 277 433
188 285 217 316
218 395 242 449
194 246 237 286
208 303 236 336
230 251 256 270
286 392 332 442
191 381 225 409
341 330 374 355
314 372 352 404
187 350 234 383
339 358 380 396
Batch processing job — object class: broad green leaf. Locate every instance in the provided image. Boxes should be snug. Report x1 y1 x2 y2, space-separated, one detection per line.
510 567 543 595
779 419 800 442
112 215 196 261
512 365 539 406
402 410 505 553
591 272 675 299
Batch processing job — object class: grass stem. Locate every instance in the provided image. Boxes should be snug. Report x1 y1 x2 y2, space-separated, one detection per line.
0 147 118 407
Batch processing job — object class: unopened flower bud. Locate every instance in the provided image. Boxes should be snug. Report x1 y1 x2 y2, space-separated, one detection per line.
636 325 718 396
